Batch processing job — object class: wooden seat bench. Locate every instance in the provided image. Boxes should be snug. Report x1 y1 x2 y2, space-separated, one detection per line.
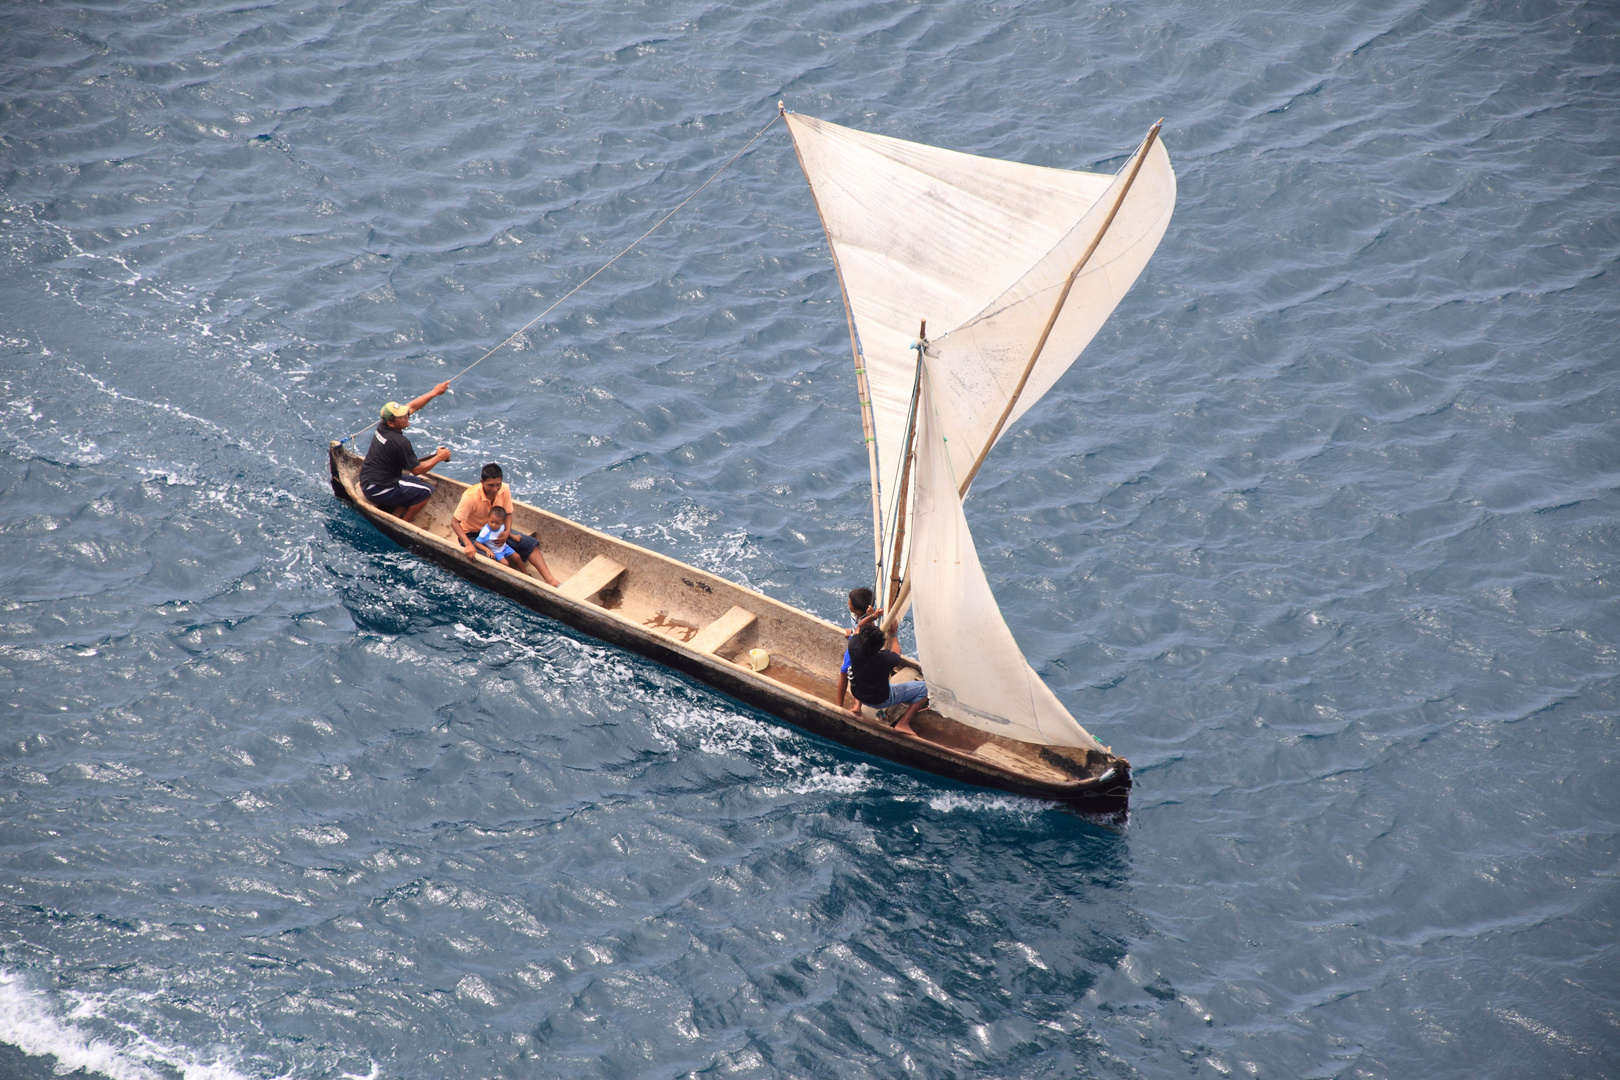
557 555 626 603
687 605 756 655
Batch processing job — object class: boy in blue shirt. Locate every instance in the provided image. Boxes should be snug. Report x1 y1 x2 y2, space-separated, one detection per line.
473 507 522 570
834 587 927 736
839 624 928 737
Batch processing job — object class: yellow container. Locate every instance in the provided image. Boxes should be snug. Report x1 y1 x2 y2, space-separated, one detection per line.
748 648 770 672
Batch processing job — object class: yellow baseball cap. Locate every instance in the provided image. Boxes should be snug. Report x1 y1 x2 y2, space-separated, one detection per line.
380 401 410 419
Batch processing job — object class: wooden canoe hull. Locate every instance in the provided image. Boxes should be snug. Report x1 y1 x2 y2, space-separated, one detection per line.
329 443 1129 806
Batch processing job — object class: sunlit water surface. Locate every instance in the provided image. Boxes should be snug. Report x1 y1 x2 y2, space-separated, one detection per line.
1 1 1616 1078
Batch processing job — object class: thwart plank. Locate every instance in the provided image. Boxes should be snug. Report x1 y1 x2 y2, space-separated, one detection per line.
557 554 625 603
687 605 757 655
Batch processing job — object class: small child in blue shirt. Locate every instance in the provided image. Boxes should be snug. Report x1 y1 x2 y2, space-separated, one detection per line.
834 586 925 735
838 586 884 673
474 507 522 569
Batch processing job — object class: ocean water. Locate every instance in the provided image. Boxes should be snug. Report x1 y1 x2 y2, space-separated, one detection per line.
1 1 1616 1077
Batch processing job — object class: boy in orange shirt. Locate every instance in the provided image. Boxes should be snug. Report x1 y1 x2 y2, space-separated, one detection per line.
450 463 561 586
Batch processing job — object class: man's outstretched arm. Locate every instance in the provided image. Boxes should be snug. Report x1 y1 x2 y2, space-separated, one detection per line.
405 381 451 414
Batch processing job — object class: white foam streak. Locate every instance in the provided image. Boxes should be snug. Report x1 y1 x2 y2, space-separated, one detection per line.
0 970 258 1080
923 791 1049 817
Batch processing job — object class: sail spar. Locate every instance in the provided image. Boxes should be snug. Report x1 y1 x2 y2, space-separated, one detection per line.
785 112 1174 748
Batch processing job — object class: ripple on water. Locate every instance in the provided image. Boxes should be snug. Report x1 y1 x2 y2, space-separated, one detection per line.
2 0 1618 1077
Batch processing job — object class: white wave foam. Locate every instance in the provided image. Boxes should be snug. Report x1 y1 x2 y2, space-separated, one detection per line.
653 700 879 795
921 790 1049 817
783 764 877 796
429 610 881 796
0 969 258 1080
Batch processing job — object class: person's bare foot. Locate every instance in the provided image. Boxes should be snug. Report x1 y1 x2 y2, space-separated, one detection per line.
893 699 927 738
524 558 561 587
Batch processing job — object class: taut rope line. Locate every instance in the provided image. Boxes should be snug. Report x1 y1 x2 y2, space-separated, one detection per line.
342 108 783 444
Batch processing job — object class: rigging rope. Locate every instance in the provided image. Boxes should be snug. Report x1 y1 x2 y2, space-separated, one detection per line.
341 108 783 445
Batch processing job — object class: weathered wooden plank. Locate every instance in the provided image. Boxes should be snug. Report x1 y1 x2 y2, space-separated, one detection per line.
687 605 757 655
557 554 625 603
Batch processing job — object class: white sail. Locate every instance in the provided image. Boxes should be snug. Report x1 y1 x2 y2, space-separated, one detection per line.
927 138 1174 492
784 113 1174 551
787 111 1173 747
909 365 1104 751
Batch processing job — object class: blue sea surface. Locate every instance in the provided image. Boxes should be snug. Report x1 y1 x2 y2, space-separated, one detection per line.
1 1 1616 1077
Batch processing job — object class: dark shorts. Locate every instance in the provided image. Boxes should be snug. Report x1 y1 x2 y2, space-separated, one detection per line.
363 475 434 508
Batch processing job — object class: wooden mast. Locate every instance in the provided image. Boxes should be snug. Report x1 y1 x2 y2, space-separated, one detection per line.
885 322 926 612
885 120 1164 634
782 104 888 598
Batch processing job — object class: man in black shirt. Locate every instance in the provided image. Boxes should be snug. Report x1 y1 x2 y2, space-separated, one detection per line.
837 624 929 737
358 381 452 523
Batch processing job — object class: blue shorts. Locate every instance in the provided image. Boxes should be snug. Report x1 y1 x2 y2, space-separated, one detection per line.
877 680 927 710
363 475 434 508
465 529 537 563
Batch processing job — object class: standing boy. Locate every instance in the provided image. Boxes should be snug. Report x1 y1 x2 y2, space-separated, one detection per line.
834 586 889 706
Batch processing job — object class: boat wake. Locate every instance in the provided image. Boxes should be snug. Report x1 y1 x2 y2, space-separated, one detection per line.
650 700 881 797
918 790 1054 817
0 969 262 1080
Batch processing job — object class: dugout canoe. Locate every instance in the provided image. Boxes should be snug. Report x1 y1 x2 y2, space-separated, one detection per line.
329 442 1130 805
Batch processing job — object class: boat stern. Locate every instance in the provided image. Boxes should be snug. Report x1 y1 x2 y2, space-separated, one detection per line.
329 440 356 504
